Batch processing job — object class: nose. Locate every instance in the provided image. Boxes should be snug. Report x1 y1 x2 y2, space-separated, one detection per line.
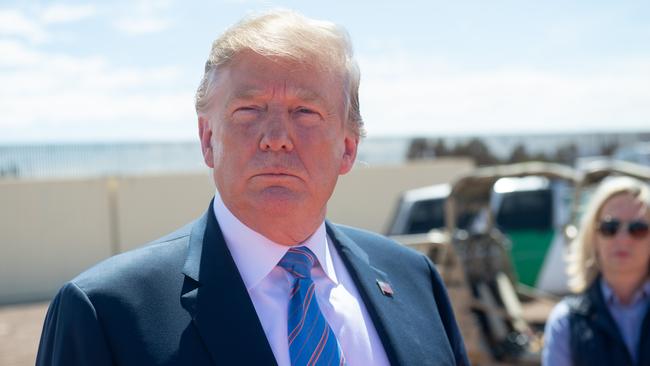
613 228 637 245
259 113 294 152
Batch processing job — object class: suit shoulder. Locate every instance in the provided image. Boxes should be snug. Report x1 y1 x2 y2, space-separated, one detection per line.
149 220 194 245
333 224 426 261
70 223 192 295
333 224 394 244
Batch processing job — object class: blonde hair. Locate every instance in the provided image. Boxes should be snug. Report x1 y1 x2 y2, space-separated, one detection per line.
567 176 650 293
195 9 364 137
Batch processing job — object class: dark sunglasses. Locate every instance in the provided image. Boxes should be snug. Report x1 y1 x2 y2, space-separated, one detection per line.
597 219 650 239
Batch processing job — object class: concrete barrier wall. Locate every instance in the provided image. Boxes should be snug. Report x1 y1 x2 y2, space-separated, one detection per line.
0 179 114 304
0 158 473 304
116 173 215 252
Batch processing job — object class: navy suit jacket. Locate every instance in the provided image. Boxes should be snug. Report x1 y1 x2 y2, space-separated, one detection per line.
37 201 469 365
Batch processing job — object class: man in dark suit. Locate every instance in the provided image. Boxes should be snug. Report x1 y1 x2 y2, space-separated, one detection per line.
37 10 469 366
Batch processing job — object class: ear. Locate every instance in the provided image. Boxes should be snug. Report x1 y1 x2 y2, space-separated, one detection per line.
198 115 214 168
339 133 359 175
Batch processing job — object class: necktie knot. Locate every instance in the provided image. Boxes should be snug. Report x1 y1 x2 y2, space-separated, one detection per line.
278 246 316 279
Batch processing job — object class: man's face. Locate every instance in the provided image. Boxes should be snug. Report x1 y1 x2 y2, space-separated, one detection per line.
198 51 358 242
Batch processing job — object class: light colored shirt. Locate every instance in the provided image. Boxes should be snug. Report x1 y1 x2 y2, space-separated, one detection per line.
542 277 650 366
213 191 390 366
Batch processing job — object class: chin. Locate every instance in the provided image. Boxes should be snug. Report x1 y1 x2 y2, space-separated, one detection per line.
256 188 305 210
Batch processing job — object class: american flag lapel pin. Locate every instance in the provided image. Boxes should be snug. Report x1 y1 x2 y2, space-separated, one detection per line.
376 280 394 297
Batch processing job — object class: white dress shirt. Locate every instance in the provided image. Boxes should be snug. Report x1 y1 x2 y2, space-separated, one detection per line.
213 191 390 366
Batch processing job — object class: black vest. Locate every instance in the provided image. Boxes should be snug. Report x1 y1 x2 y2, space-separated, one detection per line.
567 279 650 366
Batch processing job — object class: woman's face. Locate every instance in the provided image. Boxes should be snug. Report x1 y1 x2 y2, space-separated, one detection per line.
595 193 650 282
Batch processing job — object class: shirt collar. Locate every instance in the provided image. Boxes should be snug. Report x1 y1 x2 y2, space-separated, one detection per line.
212 190 339 291
600 277 650 306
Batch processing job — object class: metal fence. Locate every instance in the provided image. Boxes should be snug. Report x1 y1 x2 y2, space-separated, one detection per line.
0 142 206 179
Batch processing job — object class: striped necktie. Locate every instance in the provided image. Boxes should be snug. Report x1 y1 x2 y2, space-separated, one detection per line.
278 246 346 366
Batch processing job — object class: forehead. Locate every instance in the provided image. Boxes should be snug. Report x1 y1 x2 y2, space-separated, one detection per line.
599 193 649 219
228 85 327 104
218 51 344 102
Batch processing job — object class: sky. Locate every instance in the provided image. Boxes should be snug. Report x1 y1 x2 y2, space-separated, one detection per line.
1 0 649 143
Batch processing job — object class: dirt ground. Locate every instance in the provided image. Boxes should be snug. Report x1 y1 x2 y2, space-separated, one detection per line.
0 302 49 366
0 298 555 366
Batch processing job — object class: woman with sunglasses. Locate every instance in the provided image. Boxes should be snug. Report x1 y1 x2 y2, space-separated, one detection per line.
543 176 650 366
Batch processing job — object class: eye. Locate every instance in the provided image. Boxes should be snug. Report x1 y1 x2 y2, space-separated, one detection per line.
296 107 317 114
293 106 324 123
234 106 260 113
231 105 263 121
232 105 263 119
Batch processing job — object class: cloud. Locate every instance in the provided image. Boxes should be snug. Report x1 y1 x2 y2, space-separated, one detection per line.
40 4 97 24
0 39 41 66
0 4 97 43
0 41 195 141
112 0 173 35
114 17 171 34
358 53 650 137
0 9 47 43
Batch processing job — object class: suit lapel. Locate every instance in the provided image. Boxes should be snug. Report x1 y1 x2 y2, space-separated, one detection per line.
180 201 277 365
326 222 415 366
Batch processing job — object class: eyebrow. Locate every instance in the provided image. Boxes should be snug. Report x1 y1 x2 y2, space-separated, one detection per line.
226 87 328 106
292 88 327 104
226 88 266 104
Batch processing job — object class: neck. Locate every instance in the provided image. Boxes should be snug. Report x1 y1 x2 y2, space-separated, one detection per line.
602 273 649 305
247 217 323 245
228 204 325 246
217 190 327 246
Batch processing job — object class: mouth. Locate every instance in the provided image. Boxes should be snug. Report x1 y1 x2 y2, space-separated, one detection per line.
254 172 296 177
253 167 300 177
612 250 630 258
251 171 302 183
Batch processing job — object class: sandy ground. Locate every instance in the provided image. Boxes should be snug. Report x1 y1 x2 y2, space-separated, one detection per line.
0 302 49 366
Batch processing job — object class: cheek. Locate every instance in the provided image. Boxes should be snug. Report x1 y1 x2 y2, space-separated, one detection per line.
297 127 342 153
211 142 226 168
210 128 240 173
214 123 255 157
594 237 608 259
642 239 650 259
313 142 345 172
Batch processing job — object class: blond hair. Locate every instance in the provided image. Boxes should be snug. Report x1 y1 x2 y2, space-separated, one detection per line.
567 176 650 292
195 9 364 137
